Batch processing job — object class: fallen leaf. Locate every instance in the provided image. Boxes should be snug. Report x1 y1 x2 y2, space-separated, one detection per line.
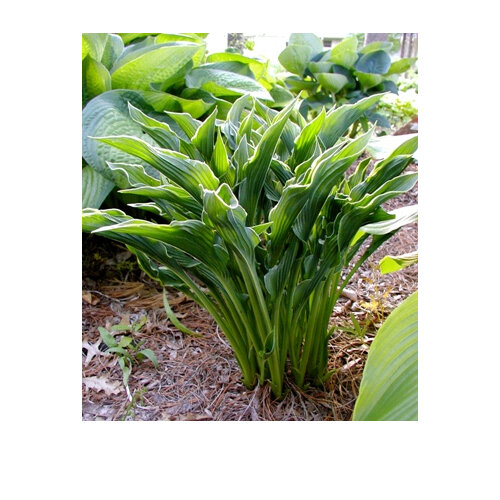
82 291 100 305
83 376 122 396
82 339 108 365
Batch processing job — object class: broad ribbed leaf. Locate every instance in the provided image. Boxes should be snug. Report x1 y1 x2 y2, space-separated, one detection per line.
186 67 272 100
353 291 418 421
111 42 203 90
82 165 115 209
82 33 108 61
354 71 383 91
82 90 161 184
359 41 393 55
207 52 267 80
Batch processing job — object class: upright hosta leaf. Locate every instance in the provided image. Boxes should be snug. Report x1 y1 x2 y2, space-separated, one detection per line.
367 134 419 161
319 93 383 149
192 108 217 161
111 43 203 90
354 50 392 75
101 34 125 70
82 57 111 105
186 67 273 100
278 44 312 76
239 100 296 224
82 33 108 61
95 135 219 200
82 165 115 209
359 41 394 54
353 291 418 421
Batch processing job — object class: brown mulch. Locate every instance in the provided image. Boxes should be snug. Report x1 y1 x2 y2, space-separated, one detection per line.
82 164 418 421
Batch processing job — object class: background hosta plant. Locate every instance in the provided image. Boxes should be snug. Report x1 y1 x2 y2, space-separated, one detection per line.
83 93 417 398
278 33 417 127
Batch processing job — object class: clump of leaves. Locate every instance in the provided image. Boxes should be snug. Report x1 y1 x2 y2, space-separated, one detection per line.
83 93 417 398
98 316 158 390
278 33 417 127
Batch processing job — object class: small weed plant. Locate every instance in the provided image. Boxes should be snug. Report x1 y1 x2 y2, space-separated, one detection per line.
98 316 158 391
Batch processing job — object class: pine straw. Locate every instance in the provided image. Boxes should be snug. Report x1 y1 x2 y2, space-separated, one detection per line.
82 164 418 421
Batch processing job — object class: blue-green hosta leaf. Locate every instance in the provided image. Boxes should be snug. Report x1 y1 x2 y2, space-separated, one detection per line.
111 42 203 90
316 73 349 93
319 93 384 149
82 165 115 209
268 84 295 107
284 75 318 93
379 251 418 275
186 67 272 100
82 90 164 185
353 291 418 421
386 57 417 75
82 57 111 105
164 111 201 140
354 50 392 75
289 33 324 57
327 36 358 68
101 34 124 70
278 44 312 76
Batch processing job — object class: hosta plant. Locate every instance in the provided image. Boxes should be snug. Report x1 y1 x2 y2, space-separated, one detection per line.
278 33 417 127
83 93 418 398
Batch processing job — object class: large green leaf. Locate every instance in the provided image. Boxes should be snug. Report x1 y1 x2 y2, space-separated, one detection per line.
327 36 358 68
387 57 417 75
379 251 418 275
82 57 111 105
278 44 312 76
82 90 161 185
316 73 348 93
186 67 272 100
352 291 418 421
206 52 267 80
354 50 392 75
289 33 324 57
82 165 115 209
111 42 203 90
